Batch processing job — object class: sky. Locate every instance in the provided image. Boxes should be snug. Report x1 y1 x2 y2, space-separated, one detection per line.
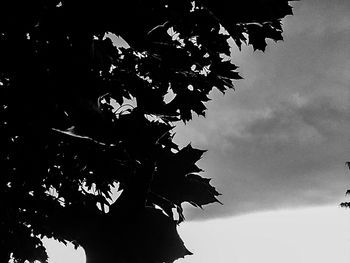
175 206 350 263
45 0 350 262
175 0 350 220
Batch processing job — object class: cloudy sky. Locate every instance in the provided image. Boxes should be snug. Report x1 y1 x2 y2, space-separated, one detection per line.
175 0 350 220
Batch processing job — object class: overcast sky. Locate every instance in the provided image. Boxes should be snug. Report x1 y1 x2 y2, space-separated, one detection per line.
175 0 350 220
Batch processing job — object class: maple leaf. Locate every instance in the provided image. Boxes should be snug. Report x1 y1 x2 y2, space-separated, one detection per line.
151 144 222 221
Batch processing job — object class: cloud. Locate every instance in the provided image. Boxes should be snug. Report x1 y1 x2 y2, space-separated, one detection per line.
174 0 350 220
178 95 350 219
285 0 350 36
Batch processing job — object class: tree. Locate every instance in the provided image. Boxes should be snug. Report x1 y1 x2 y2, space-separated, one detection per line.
0 0 295 262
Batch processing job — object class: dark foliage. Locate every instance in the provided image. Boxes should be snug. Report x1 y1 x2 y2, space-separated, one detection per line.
341 162 350 209
0 0 295 262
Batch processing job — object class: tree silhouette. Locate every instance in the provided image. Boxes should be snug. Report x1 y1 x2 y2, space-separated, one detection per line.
0 1 295 262
341 163 350 209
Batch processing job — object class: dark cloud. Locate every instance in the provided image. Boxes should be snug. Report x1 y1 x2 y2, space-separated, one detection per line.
175 0 350 220
178 96 350 219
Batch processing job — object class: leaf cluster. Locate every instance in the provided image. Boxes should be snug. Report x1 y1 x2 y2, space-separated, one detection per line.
340 163 350 209
0 0 295 262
